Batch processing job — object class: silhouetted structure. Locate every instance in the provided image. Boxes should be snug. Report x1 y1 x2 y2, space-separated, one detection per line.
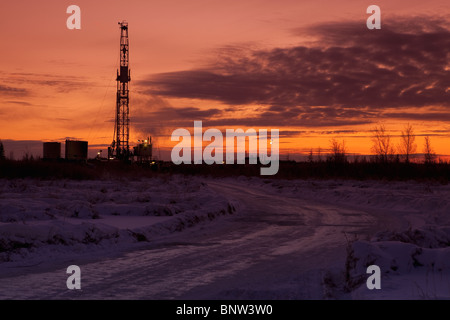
133 137 153 163
65 140 88 161
109 21 131 160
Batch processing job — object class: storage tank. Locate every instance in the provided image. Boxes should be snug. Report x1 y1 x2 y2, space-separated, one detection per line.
43 142 61 160
65 140 88 161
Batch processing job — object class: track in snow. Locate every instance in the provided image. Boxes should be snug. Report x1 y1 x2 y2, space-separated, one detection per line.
0 180 400 300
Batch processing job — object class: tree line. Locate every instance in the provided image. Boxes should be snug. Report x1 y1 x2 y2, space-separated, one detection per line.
308 124 438 164
0 124 442 165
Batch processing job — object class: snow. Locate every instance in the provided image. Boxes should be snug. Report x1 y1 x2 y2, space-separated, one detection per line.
346 227 450 299
243 178 450 299
0 175 449 299
0 176 237 270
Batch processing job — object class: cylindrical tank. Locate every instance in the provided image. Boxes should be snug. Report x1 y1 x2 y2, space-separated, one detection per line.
43 142 61 160
65 140 88 161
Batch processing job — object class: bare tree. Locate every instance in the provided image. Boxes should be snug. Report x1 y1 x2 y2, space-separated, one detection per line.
0 140 4 161
317 146 322 162
423 136 436 164
398 123 417 163
371 124 395 162
308 148 314 163
329 138 347 163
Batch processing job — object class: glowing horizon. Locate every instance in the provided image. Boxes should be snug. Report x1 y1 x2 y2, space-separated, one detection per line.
1 1 449 161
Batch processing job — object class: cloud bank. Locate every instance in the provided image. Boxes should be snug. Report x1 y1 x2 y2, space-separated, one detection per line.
136 16 450 129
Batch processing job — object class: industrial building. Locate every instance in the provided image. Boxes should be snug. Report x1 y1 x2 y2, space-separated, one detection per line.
134 138 153 162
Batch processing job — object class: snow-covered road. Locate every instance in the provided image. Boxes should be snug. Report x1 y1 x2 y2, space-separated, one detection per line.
0 179 403 300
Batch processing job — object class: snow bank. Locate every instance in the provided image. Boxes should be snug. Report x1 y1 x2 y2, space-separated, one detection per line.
0 176 238 263
344 226 450 298
232 177 450 298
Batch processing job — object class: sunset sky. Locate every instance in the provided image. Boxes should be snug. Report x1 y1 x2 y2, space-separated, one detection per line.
0 0 449 160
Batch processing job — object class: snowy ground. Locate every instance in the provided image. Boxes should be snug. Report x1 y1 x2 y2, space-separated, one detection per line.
249 178 450 299
0 176 237 273
0 176 449 299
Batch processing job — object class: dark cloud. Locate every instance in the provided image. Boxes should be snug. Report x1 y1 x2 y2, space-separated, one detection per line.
201 115 370 128
131 104 371 133
88 144 110 148
7 72 93 93
131 95 224 137
144 106 222 120
383 112 450 121
272 129 359 138
4 100 33 106
137 16 450 127
0 85 29 96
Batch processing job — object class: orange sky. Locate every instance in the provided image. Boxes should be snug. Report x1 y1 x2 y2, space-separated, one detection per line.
0 0 449 160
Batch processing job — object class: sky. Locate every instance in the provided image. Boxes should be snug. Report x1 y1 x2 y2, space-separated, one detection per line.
0 0 449 160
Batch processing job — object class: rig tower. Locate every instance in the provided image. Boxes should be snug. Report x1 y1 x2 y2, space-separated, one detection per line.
109 21 131 160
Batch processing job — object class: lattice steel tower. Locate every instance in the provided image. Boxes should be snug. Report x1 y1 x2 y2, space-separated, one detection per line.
110 21 131 160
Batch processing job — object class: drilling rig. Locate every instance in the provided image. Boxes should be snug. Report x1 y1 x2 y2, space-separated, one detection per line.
108 21 153 163
109 21 131 161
